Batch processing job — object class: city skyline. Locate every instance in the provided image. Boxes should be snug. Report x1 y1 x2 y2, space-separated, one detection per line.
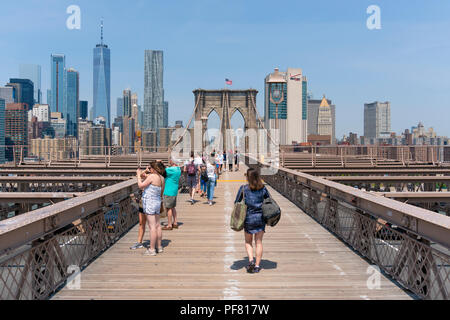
0 1 449 138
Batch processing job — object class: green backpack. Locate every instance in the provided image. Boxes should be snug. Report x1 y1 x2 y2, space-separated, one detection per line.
230 186 247 231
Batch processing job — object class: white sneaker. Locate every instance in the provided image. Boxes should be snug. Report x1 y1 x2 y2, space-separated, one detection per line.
157 247 164 253
143 249 156 256
130 242 144 250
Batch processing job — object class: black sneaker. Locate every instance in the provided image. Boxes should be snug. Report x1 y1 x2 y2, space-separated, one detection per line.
252 266 261 273
246 261 255 273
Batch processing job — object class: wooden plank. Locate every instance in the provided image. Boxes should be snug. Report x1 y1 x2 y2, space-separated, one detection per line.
53 166 412 300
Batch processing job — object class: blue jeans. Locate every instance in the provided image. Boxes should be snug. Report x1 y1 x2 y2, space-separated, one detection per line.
200 179 207 193
207 176 216 201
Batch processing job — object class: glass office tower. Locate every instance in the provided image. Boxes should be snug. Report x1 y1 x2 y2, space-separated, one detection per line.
93 21 111 128
80 101 88 120
19 64 41 104
0 99 5 163
51 54 65 113
123 89 132 117
7 79 34 111
144 50 164 132
63 68 79 137
116 97 123 120
163 101 168 128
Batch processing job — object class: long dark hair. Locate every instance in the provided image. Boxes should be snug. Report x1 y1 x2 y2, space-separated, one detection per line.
154 161 166 178
246 168 264 191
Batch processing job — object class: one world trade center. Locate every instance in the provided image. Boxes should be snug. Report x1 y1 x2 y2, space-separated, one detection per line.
93 19 111 127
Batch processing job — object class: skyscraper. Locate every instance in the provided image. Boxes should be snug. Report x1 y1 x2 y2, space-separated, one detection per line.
138 107 143 129
364 101 391 140
93 20 111 128
131 92 139 128
7 79 34 111
123 116 135 153
80 101 88 119
307 96 336 143
19 64 41 104
131 92 138 107
264 67 308 144
51 54 65 113
116 97 123 119
123 89 132 117
0 99 5 163
317 95 333 142
47 89 51 106
163 101 169 128
144 50 164 133
0 86 14 104
5 103 28 161
132 103 140 128
63 68 79 137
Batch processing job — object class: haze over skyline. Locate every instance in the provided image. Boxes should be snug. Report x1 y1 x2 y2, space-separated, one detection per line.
1 0 449 138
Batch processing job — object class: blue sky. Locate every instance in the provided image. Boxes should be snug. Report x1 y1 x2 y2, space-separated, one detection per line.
1 0 449 138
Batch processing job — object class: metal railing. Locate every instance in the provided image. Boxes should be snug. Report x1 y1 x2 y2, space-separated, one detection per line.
0 179 140 300
280 145 450 165
246 156 450 300
0 145 171 168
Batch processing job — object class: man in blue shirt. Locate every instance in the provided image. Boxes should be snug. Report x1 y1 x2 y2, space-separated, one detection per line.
162 159 182 230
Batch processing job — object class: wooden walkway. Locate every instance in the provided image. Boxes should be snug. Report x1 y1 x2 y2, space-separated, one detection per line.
53 167 412 300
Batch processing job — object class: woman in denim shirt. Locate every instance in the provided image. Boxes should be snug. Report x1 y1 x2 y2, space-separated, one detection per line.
234 168 270 273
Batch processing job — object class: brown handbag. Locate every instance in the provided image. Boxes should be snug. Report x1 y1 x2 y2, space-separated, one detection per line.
160 201 167 218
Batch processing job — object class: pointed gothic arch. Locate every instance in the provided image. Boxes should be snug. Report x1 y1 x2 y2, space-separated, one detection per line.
193 89 258 153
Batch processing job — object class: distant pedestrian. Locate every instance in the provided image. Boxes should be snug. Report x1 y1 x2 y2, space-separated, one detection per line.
185 151 198 204
137 161 165 256
228 149 233 171
206 158 218 206
218 152 224 174
194 153 203 192
223 150 227 171
234 150 240 171
199 160 208 197
162 159 181 230
234 168 270 273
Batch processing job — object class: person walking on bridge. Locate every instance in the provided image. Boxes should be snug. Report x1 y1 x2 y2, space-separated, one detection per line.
162 159 181 230
234 168 270 273
206 158 218 206
234 150 240 171
184 151 199 205
227 149 233 171
137 161 165 256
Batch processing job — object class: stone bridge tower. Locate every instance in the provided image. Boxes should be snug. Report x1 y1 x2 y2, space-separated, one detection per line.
193 89 258 153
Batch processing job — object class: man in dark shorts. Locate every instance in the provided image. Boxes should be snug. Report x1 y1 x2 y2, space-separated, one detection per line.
162 159 182 230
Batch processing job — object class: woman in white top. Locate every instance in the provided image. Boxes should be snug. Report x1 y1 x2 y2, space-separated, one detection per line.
206 158 218 206
137 161 165 256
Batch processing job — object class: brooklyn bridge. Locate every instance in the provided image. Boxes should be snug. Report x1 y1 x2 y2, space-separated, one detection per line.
0 90 449 300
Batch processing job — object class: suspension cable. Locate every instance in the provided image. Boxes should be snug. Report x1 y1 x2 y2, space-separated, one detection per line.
248 93 278 148
169 91 202 153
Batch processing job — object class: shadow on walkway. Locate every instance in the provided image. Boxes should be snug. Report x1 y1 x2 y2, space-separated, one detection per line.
142 239 172 248
230 257 277 271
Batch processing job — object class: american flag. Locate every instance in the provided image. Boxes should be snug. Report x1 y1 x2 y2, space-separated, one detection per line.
225 78 232 85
